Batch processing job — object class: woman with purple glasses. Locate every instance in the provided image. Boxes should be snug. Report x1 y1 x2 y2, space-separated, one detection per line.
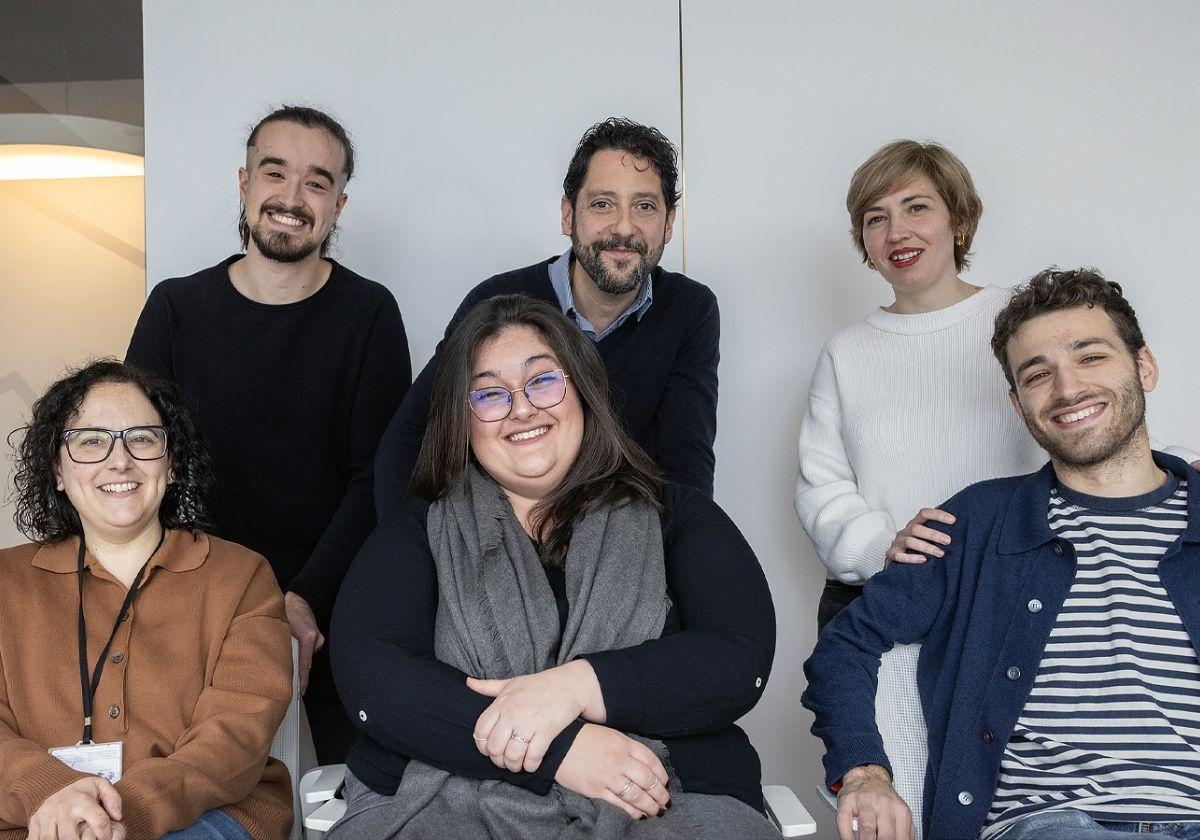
328 295 777 839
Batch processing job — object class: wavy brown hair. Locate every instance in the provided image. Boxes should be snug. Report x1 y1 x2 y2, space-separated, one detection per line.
10 360 215 543
410 295 663 564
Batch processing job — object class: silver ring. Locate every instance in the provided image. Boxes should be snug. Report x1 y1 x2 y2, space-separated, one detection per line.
509 732 529 744
472 734 488 743
646 778 660 791
617 778 634 799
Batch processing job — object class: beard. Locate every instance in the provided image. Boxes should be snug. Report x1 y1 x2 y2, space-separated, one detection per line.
1019 372 1147 469
244 202 327 263
571 231 665 296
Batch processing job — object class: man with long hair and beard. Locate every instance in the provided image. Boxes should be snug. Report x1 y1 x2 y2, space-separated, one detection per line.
126 105 411 766
804 269 1200 840
373 117 721 514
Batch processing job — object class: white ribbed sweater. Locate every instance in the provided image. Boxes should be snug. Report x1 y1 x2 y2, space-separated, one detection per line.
794 283 1196 835
795 285 1043 836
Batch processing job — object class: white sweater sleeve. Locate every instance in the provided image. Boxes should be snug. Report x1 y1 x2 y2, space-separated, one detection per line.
794 347 896 584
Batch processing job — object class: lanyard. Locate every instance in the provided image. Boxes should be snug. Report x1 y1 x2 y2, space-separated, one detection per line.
75 530 165 744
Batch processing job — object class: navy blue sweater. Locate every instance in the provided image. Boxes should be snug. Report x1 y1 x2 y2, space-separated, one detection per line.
373 257 719 513
126 256 411 625
802 453 1200 840
332 483 774 810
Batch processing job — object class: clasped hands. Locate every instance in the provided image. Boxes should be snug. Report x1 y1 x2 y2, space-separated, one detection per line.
28 777 126 840
467 660 671 820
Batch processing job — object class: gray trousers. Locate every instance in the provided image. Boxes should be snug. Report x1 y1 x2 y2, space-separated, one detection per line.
327 769 779 840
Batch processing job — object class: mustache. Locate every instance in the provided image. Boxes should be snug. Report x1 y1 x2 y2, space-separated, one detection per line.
590 236 648 256
1042 392 1104 416
260 202 314 226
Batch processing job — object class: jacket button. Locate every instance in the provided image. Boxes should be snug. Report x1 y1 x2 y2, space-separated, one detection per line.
358 710 368 722
982 729 994 744
111 653 124 663
958 791 973 806
1007 666 1021 680
108 705 120 718
755 677 763 688
1027 599 1042 613
1053 543 1064 556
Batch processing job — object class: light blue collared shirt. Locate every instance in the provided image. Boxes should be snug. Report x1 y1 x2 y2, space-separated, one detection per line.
548 248 654 341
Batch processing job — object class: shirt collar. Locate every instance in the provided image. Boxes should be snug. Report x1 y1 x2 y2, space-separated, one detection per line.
997 451 1199 555
31 529 209 583
548 248 655 340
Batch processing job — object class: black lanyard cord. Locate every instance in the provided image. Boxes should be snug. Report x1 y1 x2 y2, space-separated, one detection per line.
76 529 166 744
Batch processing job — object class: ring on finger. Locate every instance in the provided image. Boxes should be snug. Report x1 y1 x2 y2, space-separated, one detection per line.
472 734 488 743
646 777 660 791
617 777 635 799
509 732 529 744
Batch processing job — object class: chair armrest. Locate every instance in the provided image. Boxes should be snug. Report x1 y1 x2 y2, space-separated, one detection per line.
304 798 347 833
300 764 347 804
762 785 817 837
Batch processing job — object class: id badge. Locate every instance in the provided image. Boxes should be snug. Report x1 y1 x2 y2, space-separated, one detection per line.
49 741 123 782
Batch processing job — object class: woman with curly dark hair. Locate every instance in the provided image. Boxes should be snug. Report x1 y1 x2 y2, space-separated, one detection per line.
1 360 293 840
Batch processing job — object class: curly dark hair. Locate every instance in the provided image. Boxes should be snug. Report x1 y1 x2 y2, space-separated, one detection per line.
991 267 1146 389
563 117 681 211
10 360 215 543
410 295 663 566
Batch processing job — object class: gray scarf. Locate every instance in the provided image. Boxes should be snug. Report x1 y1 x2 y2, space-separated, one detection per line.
352 465 673 838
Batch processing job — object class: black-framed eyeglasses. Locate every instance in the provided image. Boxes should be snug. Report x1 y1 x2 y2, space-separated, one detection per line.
61 426 169 464
468 369 570 422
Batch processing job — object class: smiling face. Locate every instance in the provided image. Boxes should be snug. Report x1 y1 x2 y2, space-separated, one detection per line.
468 325 584 504
238 120 349 263
1007 305 1158 468
861 174 961 297
55 382 170 544
561 148 675 297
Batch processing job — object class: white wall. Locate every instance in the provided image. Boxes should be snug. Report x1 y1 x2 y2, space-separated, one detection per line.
144 3 1200 837
143 0 682 367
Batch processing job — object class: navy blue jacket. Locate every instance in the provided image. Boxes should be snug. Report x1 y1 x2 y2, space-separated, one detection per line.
801 452 1200 840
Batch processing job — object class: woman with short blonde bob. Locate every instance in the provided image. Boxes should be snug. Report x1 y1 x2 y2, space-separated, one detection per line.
794 141 1045 836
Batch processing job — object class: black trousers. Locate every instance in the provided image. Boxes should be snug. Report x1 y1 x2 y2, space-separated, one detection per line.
816 579 864 636
305 644 358 766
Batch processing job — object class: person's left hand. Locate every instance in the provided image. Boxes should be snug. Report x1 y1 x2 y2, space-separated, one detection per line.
467 660 604 772
284 591 324 694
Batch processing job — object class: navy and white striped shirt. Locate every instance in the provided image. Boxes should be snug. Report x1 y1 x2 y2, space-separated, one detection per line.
983 475 1200 836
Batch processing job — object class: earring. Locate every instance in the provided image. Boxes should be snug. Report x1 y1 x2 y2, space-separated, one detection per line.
954 232 965 246
867 259 877 271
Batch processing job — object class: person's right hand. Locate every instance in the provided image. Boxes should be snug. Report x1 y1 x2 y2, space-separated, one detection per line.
554 723 671 821
27 777 125 840
836 764 913 840
885 508 956 566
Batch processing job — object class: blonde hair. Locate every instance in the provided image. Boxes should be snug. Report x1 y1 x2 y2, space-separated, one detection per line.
846 140 983 272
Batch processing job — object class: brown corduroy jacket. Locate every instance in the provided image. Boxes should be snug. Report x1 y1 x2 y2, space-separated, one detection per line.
0 530 293 840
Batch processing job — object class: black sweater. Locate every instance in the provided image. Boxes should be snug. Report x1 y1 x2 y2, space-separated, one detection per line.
125 256 411 625
332 483 775 810
373 257 719 514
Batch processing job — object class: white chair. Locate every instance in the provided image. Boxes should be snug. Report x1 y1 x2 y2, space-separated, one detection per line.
300 764 816 838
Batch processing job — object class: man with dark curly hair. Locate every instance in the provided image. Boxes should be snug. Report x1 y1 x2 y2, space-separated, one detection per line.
804 269 1200 840
125 105 411 765
373 117 721 514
